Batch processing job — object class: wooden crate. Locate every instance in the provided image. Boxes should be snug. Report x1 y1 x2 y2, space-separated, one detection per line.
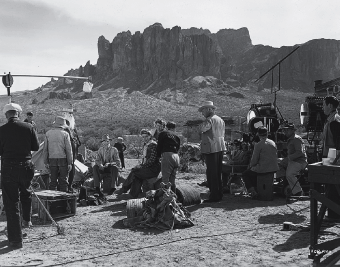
33 190 76 224
257 173 274 201
308 162 340 184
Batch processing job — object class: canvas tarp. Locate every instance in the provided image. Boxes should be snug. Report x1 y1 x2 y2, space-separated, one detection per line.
32 142 89 182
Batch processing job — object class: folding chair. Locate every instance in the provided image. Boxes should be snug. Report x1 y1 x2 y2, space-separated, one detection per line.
225 165 249 193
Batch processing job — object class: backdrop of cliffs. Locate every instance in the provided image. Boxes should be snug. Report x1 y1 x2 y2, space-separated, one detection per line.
7 23 340 143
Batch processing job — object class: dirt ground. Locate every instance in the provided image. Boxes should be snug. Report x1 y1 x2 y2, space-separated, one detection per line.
0 159 340 267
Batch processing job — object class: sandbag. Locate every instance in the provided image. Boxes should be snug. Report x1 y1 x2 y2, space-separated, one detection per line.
176 184 201 206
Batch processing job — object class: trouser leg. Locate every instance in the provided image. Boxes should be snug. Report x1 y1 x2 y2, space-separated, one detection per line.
161 152 180 193
58 166 69 192
49 166 59 190
93 165 102 188
121 170 136 193
19 166 34 222
1 165 22 243
68 162 75 189
129 178 143 198
109 166 119 188
286 161 304 195
205 152 223 201
242 169 258 190
130 166 161 197
119 153 125 168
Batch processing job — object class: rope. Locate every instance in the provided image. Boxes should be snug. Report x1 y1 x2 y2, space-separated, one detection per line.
44 224 278 267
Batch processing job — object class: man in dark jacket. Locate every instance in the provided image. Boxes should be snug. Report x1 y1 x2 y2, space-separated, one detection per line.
0 103 39 249
156 121 181 193
23 111 37 131
114 137 127 169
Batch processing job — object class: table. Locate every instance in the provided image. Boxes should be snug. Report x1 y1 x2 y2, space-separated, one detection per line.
308 162 340 262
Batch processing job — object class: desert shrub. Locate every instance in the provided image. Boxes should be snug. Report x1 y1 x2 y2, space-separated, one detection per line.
112 126 130 137
187 162 206 174
228 92 244 98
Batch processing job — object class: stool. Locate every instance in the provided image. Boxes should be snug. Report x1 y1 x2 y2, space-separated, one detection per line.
257 172 275 201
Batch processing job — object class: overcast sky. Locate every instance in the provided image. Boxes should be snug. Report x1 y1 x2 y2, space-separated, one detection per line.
1 0 340 93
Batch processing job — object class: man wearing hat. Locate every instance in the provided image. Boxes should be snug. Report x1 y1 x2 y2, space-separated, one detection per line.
198 101 226 203
242 127 279 198
113 137 127 169
156 121 181 193
43 116 73 192
93 134 121 196
0 103 39 249
277 123 307 196
23 111 37 131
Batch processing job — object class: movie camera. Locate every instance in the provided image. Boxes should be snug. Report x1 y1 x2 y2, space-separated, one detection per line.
245 103 287 144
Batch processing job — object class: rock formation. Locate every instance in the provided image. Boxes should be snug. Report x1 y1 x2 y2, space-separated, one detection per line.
54 23 340 94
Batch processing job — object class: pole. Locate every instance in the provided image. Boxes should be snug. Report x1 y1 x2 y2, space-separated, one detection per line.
255 46 300 83
0 74 91 81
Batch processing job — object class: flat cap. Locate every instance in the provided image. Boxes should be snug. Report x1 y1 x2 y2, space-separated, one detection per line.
3 103 22 114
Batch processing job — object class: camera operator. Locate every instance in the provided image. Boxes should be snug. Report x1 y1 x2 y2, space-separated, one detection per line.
277 123 307 196
321 95 340 220
321 96 340 157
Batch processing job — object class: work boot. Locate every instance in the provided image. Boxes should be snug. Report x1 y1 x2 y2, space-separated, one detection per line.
107 188 116 195
95 187 104 197
22 220 32 228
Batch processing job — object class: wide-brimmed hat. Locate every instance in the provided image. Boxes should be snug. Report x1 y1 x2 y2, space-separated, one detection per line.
257 127 268 136
117 137 123 140
281 122 296 130
3 103 22 114
101 134 112 142
198 101 216 112
26 111 33 116
53 116 68 129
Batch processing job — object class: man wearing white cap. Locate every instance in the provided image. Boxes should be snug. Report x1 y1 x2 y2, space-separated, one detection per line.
198 101 226 203
0 103 39 249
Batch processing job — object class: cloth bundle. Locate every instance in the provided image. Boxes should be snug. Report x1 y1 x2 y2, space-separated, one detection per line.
124 187 194 230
